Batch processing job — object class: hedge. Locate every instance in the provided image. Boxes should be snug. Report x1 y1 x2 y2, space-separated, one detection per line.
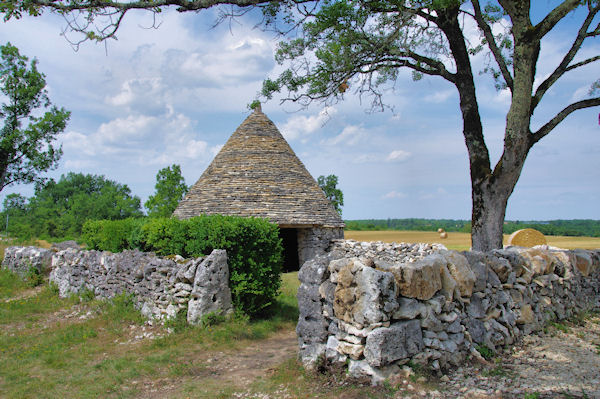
82 216 283 316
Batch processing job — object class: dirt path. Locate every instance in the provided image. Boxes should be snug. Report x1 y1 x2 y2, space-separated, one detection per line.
138 328 298 398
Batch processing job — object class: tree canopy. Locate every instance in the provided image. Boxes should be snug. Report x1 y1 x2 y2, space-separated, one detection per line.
145 164 188 218
0 42 70 192
317 174 343 215
2 172 142 239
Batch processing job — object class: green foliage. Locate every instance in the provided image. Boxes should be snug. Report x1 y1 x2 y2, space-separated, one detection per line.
475 344 494 360
248 99 262 110
144 164 188 217
24 265 43 287
317 174 343 215
0 42 70 192
100 292 145 326
82 218 145 253
200 311 227 328
2 172 143 240
82 215 283 317
0 267 29 298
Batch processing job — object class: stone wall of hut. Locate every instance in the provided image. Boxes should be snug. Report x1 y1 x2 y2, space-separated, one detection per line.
297 227 344 266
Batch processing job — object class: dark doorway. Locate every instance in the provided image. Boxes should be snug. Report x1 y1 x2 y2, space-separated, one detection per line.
280 228 299 272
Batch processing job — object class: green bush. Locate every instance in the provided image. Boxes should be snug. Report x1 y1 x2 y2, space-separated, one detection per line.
81 215 283 317
82 218 145 252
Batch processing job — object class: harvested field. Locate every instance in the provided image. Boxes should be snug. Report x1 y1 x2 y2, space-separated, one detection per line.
345 230 600 250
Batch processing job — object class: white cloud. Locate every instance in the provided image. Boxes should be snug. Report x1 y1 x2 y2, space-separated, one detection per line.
386 149 411 162
323 125 367 146
420 187 448 200
424 90 454 103
382 191 407 199
280 107 337 141
570 85 590 102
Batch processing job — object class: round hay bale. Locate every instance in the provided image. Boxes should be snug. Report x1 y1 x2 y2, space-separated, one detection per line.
439 232 448 239
437 228 445 233
506 228 547 247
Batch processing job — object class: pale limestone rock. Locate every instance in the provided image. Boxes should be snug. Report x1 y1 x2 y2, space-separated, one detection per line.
393 297 426 320
517 304 535 324
573 250 592 277
187 250 233 325
337 340 365 360
441 251 476 298
332 259 397 328
391 255 444 300
364 320 424 367
440 264 458 301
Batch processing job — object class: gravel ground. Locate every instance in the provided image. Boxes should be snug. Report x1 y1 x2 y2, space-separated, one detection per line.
391 312 600 398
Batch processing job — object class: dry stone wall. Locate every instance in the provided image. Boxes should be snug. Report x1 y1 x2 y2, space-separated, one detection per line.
297 240 600 384
2 247 233 324
2 246 53 277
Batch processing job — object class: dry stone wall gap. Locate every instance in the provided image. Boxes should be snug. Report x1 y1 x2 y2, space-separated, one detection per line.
2 246 233 324
297 239 600 384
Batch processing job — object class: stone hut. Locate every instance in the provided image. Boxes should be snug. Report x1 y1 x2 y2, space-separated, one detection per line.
173 106 345 271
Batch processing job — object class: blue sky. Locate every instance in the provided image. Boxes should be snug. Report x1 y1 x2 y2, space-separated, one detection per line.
0 3 598 221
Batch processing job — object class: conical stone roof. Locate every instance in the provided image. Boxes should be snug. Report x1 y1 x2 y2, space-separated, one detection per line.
173 108 345 228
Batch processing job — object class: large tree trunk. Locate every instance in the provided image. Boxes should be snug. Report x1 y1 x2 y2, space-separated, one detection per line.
438 2 539 251
471 175 515 251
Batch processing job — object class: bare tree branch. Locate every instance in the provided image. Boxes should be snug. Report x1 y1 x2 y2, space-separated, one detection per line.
531 97 600 145
471 0 513 91
566 55 600 71
532 3 600 110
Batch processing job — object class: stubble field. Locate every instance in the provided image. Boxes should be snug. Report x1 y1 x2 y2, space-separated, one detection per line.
344 230 600 251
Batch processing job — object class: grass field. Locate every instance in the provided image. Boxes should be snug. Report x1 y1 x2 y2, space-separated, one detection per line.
345 230 600 250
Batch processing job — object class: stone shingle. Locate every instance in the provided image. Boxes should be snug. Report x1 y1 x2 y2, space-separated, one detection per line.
173 108 345 228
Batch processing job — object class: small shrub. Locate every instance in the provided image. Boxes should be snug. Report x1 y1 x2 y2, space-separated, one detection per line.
84 215 283 317
200 311 227 328
101 292 145 325
25 265 44 287
550 321 570 333
164 308 189 333
78 287 96 302
475 344 494 360
82 218 145 252
48 280 60 295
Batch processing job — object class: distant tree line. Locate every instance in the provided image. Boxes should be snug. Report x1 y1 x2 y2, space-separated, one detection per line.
345 219 600 238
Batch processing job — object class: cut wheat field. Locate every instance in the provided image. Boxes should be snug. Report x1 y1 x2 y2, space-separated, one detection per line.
344 230 600 251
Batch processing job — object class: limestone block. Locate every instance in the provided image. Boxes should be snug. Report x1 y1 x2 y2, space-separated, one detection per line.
298 255 329 285
440 264 458 301
347 360 401 386
391 254 444 300
516 304 535 325
337 340 365 360
187 249 233 325
573 250 593 277
332 259 397 328
364 320 424 367
299 343 326 371
441 251 475 298
392 297 426 320
463 251 488 292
